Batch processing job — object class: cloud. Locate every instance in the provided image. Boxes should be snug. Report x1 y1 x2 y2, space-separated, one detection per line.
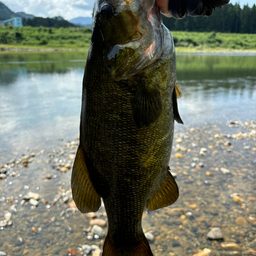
2 0 94 20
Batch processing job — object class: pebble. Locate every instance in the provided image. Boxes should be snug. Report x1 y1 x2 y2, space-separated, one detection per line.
46 174 52 179
193 248 211 256
145 232 155 242
0 220 7 228
166 208 185 215
87 212 97 219
29 199 39 206
91 225 105 238
90 219 107 227
206 227 223 240
27 192 40 200
190 128 195 132
0 174 6 179
232 196 243 203
235 216 248 226
220 242 241 250
82 244 92 254
92 249 101 256
174 153 183 159
0 252 7 256
248 216 256 225
60 167 67 172
220 168 230 174
176 138 182 143
68 248 77 255
68 154 75 160
4 212 12 221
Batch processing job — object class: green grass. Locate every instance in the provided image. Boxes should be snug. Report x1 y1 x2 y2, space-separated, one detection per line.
1 27 256 52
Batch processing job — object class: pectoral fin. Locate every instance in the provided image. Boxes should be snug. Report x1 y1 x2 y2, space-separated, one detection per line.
132 85 162 128
71 146 101 213
173 86 183 124
147 168 179 211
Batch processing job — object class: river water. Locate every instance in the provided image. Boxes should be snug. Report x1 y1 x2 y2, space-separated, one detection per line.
0 52 255 256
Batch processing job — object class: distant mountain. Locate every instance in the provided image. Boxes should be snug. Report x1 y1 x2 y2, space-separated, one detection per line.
54 16 64 21
69 16 93 27
16 11 34 19
0 1 16 20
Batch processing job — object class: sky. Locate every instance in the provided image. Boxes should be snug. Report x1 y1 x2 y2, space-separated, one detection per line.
2 0 255 20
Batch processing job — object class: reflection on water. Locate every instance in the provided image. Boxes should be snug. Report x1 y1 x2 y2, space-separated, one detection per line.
0 52 255 255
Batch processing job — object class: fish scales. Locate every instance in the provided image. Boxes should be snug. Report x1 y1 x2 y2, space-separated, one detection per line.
72 0 181 255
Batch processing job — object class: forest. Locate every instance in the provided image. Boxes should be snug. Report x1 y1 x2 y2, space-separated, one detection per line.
162 3 256 34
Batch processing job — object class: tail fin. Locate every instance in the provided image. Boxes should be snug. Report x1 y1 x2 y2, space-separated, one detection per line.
102 233 153 256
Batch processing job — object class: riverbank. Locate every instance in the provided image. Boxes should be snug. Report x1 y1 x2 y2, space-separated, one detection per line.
0 120 256 256
1 28 256 54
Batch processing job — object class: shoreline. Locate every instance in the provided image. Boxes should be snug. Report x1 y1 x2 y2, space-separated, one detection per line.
1 45 256 55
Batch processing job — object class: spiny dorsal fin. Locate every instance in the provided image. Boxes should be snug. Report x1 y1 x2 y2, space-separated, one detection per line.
147 169 179 211
71 146 101 213
173 86 183 124
132 85 162 128
103 233 153 256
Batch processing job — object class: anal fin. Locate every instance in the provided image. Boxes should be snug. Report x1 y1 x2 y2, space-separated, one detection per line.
71 146 101 213
147 169 179 211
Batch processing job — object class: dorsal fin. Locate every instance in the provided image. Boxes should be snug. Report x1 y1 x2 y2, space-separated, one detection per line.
173 85 183 124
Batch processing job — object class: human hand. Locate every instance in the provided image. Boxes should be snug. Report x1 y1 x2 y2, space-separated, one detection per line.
155 0 172 17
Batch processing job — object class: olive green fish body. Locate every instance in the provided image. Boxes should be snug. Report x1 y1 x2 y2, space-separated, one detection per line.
72 1 182 255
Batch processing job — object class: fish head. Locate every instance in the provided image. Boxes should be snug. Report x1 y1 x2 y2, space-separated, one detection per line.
92 0 172 80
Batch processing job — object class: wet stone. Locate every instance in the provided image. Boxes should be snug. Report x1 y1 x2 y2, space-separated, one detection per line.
0 220 7 227
248 216 256 225
87 212 97 219
92 249 101 256
27 192 40 200
0 174 6 179
0 252 7 256
235 216 248 226
221 168 230 174
220 242 241 250
145 232 154 242
29 199 39 206
193 248 211 256
206 227 223 240
89 219 107 227
0 168 7 174
91 225 105 238
4 212 11 221
82 244 92 255
232 195 243 203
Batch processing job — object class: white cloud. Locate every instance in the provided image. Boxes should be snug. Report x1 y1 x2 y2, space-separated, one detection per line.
2 0 94 20
2 0 255 21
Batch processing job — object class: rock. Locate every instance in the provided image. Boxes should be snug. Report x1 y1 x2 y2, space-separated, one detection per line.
92 249 101 256
198 162 204 167
247 196 256 201
145 232 154 242
248 216 256 225
220 242 241 250
188 204 197 209
91 245 100 251
0 168 7 174
175 138 182 143
82 244 92 255
190 128 195 132
232 195 243 203
193 248 211 256
4 212 12 221
68 154 75 160
29 198 39 206
235 217 248 226
46 174 52 179
220 168 230 174
0 174 6 179
166 208 185 215
87 212 97 219
68 248 77 255
0 252 7 256
174 153 183 159
0 220 7 228
171 172 177 178
91 225 105 238
90 219 107 227
206 227 223 240
65 163 72 169
60 167 67 172
27 192 40 200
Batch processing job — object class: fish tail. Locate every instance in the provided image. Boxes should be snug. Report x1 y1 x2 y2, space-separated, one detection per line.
102 233 153 256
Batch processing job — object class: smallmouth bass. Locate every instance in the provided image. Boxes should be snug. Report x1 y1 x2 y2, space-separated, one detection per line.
71 0 183 255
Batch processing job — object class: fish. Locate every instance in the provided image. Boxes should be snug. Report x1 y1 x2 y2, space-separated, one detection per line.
71 0 183 255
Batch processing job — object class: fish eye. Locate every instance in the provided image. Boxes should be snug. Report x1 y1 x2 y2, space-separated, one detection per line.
100 3 114 18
